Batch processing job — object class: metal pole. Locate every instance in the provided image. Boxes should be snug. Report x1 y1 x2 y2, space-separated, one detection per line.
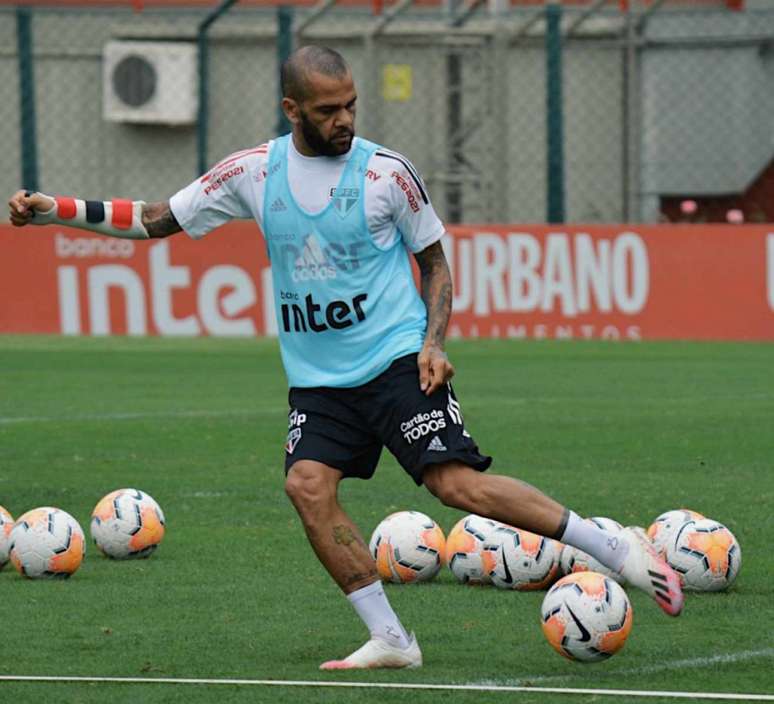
276 5 294 136
445 0 466 223
16 7 39 192
490 0 509 223
545 2 565 223
197 0 239 176
622 0 642 222
446 51 463 223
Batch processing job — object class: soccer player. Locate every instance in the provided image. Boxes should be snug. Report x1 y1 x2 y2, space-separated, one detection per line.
8 45 682 671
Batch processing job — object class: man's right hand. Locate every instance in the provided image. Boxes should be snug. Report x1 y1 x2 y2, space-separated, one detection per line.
8 190 55 227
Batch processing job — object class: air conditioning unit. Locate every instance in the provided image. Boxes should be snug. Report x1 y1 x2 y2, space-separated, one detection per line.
103 40 198 125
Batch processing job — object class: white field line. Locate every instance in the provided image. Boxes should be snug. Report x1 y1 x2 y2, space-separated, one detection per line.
0 408 282 425
0 675 772 701
474 647 774 687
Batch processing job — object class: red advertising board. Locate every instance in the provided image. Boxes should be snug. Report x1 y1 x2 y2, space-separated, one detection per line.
1 223 772 340
445 225 774 341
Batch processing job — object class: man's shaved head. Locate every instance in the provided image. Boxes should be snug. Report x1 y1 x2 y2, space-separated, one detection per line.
280 45 350 102
280 46 356 156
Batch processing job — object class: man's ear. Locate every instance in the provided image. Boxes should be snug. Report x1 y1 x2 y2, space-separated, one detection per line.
282 97 300 126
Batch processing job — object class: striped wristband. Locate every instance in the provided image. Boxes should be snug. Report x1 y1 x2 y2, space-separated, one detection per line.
32 193 149 240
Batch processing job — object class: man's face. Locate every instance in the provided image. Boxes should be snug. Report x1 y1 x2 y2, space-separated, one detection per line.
285 70 357 157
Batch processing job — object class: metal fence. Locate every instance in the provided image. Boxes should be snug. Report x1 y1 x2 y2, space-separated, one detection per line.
2 1 773 224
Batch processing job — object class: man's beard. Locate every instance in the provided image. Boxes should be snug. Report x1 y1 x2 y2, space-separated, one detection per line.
299 110 353 156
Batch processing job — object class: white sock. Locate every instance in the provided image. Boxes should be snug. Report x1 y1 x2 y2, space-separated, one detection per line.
346 580 411 649
560 511 630 572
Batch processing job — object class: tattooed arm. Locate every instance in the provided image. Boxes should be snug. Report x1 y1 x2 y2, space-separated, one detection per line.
414 239 455 396
142 201 182 238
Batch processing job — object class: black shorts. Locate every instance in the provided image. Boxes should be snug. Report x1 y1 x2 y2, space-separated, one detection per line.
284 354 492 485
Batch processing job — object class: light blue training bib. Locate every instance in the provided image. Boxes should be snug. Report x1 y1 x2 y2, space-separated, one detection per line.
263 134 427 388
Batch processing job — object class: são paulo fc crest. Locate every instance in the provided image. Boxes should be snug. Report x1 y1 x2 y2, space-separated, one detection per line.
330 187 360 217
285 427 302 454
286 409 306 454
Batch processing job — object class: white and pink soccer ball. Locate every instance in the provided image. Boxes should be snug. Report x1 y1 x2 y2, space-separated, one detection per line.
0 506 15 570
9 507 85 579
444 514 500 584
90 488 166 559
646 508 705 558
484 524 562 590
665 518 741 592
541 571 633 663
369 510 445 584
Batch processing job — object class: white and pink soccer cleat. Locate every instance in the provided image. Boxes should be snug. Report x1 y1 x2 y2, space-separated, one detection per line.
320 633 422 670
618 527 684 617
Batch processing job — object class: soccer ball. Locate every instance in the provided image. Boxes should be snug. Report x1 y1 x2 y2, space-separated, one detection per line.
646 509 705 557
91 488 166 559
445 514 500 584
0 506 14 570
665 518 741 591
9 507 85 579
559 517 625 584
369 511 445 583
541 571 633 662
484 524 561 590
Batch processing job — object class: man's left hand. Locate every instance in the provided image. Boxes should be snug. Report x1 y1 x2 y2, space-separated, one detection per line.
417 344 455 396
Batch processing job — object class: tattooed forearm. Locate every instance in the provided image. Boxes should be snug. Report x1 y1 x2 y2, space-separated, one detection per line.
414 240 452 348
142 201 182 238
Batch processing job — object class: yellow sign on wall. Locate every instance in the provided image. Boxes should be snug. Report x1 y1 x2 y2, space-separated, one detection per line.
382 64 412 102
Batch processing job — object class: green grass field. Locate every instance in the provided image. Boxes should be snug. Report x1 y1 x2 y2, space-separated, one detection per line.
1 336 772 704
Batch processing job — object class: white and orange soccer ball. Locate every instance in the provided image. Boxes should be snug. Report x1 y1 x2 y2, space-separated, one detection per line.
559 517 625 584
0 506 14 570
665 518 741 592
369 511 445 584
541 571 633 662
484 525 561 591
90 489 166 559
9 507 85 579
646 509 705 558
445 514 500 584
